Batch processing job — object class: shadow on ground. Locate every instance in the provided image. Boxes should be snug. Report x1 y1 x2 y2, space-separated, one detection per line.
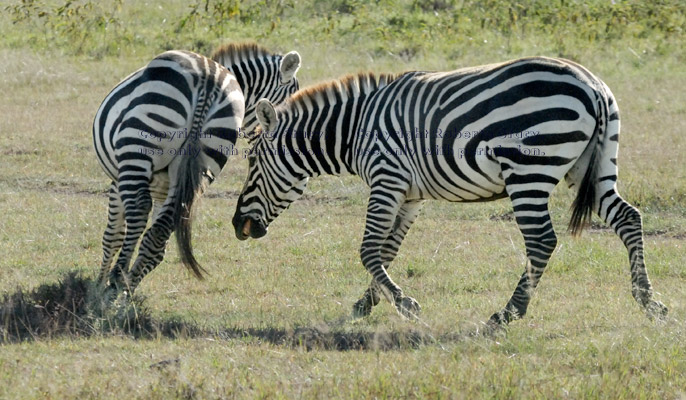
0 271 492 350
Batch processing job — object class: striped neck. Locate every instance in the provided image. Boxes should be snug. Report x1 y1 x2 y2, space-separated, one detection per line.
211 43 288 133
273 73 397 177
211 42 275 99
224 55 281 104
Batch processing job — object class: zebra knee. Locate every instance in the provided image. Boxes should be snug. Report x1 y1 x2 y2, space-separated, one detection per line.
524 229 557 264
136 190 153 215
611 202 643 235
122 190 153 223
359 245 376 268
542 229 558 253
623 204 642 226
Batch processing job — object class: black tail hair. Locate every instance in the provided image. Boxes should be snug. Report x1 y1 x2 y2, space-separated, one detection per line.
172 138 207 279
568 147 598 236
568 90 605 236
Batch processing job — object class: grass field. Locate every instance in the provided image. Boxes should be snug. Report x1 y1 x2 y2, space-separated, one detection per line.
1 0 686 398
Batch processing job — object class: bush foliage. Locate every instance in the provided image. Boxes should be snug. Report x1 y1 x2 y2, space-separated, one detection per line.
3 0 685 59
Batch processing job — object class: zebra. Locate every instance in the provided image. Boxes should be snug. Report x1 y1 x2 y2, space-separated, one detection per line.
232 56 667 326
93 43 301 296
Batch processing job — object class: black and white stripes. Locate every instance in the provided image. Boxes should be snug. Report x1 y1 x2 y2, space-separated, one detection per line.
93 43 301 295
232 56 666 325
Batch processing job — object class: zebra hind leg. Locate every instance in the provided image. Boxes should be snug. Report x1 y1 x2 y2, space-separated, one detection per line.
489 194 557 327
125 196 176 294
106 187 153 296
98 182 126 285
598 188 667 319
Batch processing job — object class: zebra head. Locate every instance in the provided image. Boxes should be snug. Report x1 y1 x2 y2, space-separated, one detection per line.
233 99 309 240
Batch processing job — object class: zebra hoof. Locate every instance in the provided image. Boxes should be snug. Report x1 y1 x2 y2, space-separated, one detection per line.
645 300 668 321
485 312 511 335
101 283 120 305
487 306 521 327
396 296 421 320
99 276 133 309
97 273 109 288
89 282 120 315
352 297 373 319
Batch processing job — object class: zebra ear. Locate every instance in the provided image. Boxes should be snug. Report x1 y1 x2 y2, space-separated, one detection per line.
255 99 277 135
280 51 301 83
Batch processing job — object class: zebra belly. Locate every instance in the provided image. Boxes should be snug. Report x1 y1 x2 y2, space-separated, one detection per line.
403 150 506 202
370 136 505 202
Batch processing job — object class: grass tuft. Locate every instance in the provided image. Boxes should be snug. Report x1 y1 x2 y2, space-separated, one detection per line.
0 272 196 343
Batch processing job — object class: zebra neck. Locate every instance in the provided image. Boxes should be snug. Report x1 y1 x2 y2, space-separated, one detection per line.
225 56 277 103
282 94 375 178
227 62 252 101
226 65 249 101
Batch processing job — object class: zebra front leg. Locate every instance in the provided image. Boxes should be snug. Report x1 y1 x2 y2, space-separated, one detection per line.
357 188 420 320
598 189 667 319
489 196 557 326
353 200 424 318
98 182 126 285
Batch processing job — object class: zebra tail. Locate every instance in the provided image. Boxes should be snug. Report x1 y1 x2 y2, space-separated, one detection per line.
568 90 605 237
568 146 598 236
172 132 207 280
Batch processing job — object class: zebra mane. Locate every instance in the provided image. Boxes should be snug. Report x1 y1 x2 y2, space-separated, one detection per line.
286 72 399 106
248 72 399 143
210 42 275 64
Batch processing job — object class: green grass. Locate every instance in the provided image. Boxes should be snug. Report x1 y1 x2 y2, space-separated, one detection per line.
2 0 686 398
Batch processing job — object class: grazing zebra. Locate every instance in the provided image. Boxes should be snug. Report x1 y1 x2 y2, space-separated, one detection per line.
232 57 667 326
93 43 301 295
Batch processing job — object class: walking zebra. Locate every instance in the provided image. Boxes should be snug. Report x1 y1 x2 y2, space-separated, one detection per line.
93 43 301 295
232 57 667 326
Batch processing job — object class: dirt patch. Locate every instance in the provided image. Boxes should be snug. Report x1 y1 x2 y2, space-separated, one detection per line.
644 230 686 240
4 177 106 197
1 272 92 340
213 325 434 351
205 190 352 206
295 193 353 206
644 229 669 237
2 148 41 156
204 189 240 199
588 225 686 239
489 210 514 221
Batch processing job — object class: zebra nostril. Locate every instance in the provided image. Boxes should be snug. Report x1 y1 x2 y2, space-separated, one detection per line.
242 219 252 237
